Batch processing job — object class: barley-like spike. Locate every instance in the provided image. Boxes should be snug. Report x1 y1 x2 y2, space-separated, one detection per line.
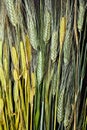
52 73 57 96
66 110 74 130
43 8 51 44
77 1 85 32
4 0 18 27
25 35 32 64
64 96 71 127
63 33 72 65
57 88 65 123
20 41 26 77
51 30 58 62
28 16 38 50
60 17 66 46
37 50 44 86
11 46 18 69
63 15 72 65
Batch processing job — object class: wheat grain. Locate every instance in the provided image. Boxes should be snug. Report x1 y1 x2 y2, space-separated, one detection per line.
43 8 51 44
63 33 72 65
77 1 85 32
64 96 71 127
20 41 26 77
63 15 72 65
25 35 32 64
51 30 58 62
5 0 18 27
57 88 65 123
28 17 38 50
11 46 18 69
60 17 66 46
37 51 43 86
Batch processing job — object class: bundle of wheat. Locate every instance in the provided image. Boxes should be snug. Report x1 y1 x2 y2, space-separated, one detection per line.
0 0 86 130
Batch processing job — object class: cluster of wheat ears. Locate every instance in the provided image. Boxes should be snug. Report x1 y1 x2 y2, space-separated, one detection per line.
0 0 87 130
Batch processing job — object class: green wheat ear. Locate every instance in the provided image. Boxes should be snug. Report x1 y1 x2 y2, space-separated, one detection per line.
43 8 51 44
37 50 44 86
51 30 58 63
77 0 85 32
57 88 65 124
5 0 18 27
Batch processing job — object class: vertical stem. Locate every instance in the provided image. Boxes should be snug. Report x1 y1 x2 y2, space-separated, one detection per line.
61 0 63 16
54 46 63 130
74 0 79 130
30 103 33 130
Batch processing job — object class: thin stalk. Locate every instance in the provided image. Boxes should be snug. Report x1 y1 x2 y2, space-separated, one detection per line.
26 103 29 130
40 82 45 130
6 92 14 130
61 0 63 16
54 45 63 130
19 81 27 128
45 61 54 130
74 0 79 129
4 107 9 130
3 111 7 130
40 101 44 130
30 103 33 130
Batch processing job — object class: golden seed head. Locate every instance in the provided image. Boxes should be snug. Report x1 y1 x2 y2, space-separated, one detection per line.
20 41 26 72
60 17 66 46
25 35 32 63
11 46 18 69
